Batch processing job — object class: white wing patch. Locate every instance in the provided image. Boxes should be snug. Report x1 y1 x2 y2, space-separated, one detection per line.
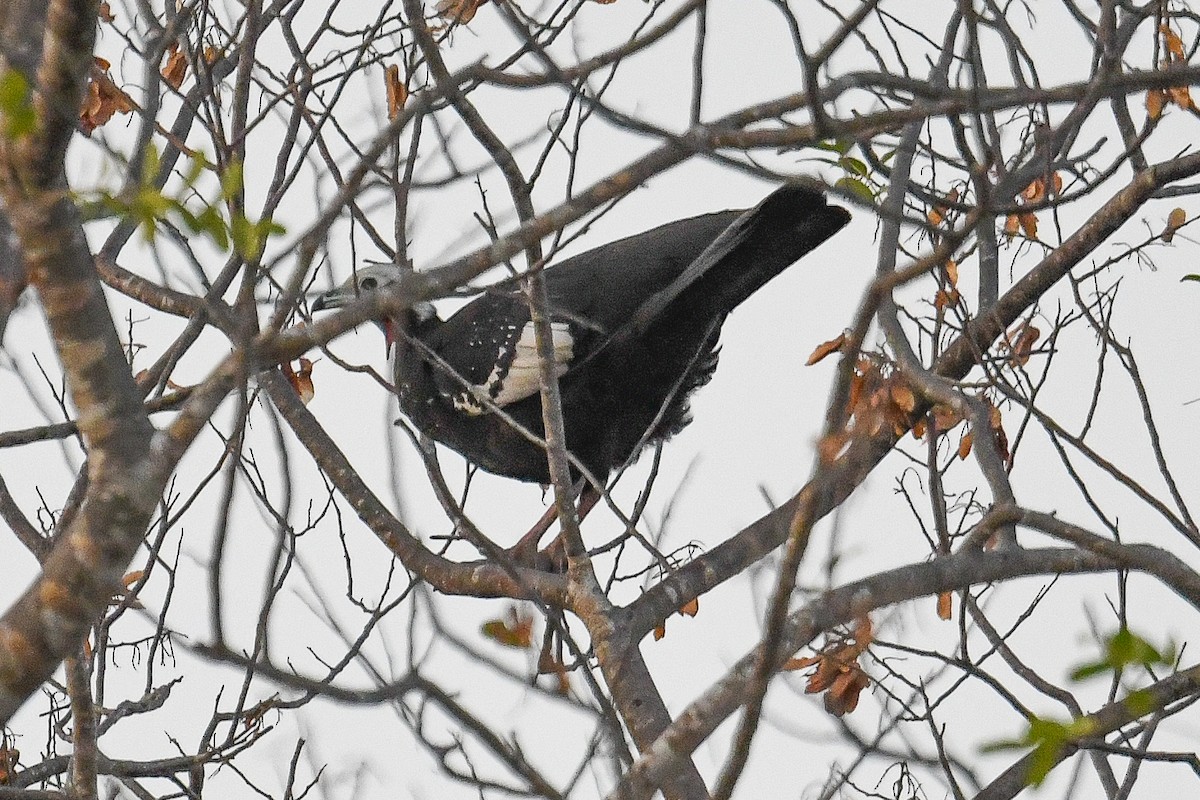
451 321 574 415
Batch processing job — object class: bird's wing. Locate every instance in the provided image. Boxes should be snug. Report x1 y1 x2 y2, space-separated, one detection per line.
627 185 848 335
580 184 849 368
426 292 576 415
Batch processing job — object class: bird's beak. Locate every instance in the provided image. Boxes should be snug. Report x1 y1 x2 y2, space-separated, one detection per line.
310 282 355 313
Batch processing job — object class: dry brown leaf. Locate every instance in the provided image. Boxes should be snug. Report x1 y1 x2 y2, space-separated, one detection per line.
936 591 953 620
1005 323 1041 366
806 332 847 366
204 46 222 65
98 1 116 22
1161 24 1187 62
282 358 315 404
651 596 701 641
931 403 962 432
915 403 963 441
1168 85 1195 111
482 606 534 649
436 0 489 24
1018 211 1038 240
889 382 916 413
1003 213 1021 239
1022 179 1043 202
824 667 869 716
1163 207 1187 242
928 187 960 227
161 45 187 90
0 742 18 784
794 617 873 717
123 570 145 587
934 288 960 311
1147 89 1167 120
384 64 408 120
944 259 958 287
782 655 819 672
958 430 973 460
652 597 700 640
80 57 136 135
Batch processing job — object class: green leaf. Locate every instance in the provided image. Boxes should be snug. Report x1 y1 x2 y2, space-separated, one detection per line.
1070 661 1109 681
1070 627 1171 681
1109 627 1162 666
835 175 876 205
196 206 229 250
230 214 284 261
184 152 209 186
838 156 869 176
1182 274 1200 283
813 138 853 155
174 205 201 233
1021 718 1071 786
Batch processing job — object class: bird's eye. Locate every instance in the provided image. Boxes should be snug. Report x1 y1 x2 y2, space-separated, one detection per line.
360 277 378 291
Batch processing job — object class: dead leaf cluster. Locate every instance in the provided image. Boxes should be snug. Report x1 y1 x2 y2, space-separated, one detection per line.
435 0 615 28
1004 173 1062 243
653 596 699 641
925 187 960 228
807 345 928 462
1147 25 1196 117
784 616 873 717
1001 321 1041 367
481 605 534 649
435 0 490 25
848 358 916 438
80 57 135 135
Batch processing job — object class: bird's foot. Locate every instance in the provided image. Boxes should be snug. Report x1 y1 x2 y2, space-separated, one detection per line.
504 534 568 573
503 483 599 573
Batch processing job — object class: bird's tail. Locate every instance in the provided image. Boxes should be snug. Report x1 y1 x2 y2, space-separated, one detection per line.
627 184 850 334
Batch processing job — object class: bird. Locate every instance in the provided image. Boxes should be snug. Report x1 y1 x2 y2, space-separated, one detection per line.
313 184 849 557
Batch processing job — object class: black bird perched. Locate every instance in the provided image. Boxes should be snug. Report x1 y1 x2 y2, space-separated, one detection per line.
313 184 849 511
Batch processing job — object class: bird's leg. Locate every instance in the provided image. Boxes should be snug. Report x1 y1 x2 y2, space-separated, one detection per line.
506 480 601 570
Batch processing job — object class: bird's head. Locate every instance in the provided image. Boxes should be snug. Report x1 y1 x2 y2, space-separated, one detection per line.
311 263 438 355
